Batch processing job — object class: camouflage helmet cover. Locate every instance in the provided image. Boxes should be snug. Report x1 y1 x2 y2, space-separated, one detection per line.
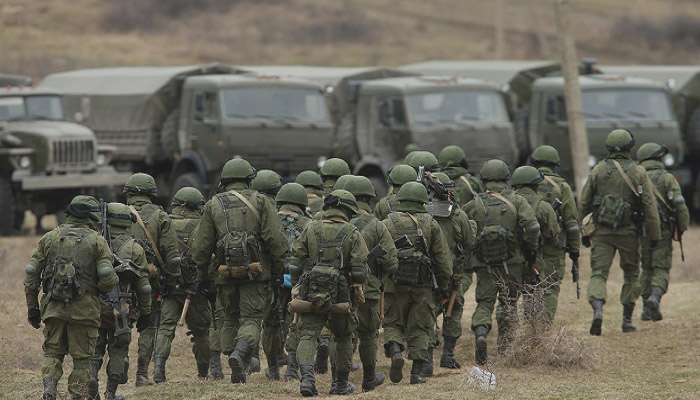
388 164 418 186
480 159 511 182
295 170 323 189
320 158 351 178
251 169 282 194
221 158 256 181
530 145 561 165
511 166 544 187
397 181 430 204
323 189 358 214
124 173 157 196
637 142 668 162
276 182 308 207
171 187 205 210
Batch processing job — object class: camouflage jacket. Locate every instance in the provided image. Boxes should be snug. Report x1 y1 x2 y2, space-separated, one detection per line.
432 204 477 276
373 192 399 221
278 204 312 274
516 187 561 260
169 206 202 289
536 166 581 254
442 166 483 206
641 159 690 235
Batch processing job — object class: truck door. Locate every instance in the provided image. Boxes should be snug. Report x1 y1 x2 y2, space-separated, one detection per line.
371 96 410 165
190 90 225 171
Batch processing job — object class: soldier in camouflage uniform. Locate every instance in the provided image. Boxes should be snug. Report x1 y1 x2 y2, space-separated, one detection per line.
252 169 283 208
24 195 119 400
382 182 452 385
320 158 351 196
580 129 661 335
374 165 418 221
123 173 182 386
153 188 211 382
90 203 152 400
463 160 540 365
438 145 483 206
530 145 581 322
637 142 689 321
511 167 561 325
296 170 325 215
288 189 369 396
192 158 288 384
207 298 226 380
406 151 440 173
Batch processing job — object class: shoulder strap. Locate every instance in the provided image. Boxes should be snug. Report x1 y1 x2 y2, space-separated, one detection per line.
229 190 262 223
459 176 477 196
611 159 640 198
543 175 562 196
489 191 517 214
129 205 166 268
405 212 429 250
651 185 673 211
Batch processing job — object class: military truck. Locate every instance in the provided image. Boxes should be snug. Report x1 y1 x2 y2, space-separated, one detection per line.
243 66 518 193
41 64 335 200
0 84 130 234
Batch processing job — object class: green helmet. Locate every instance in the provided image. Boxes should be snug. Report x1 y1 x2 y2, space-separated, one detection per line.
530 145 560 166
251 169 282 194
324 189 358 214
432 172 455 188
388 165 418 186
221 158 256 181
344 176 376 198
124 173 157 196
605 129 635 153
637 142 668 162
66 195 101 223
276 183 308 207
511 166 544 187
397 181 430 204
403 151 419 165
320 158 351 178
404 143 420 156
407 151 440 171
333 174 354 191
171 187 205 210
295 170 323 189
438 145 469 169
107 202 134 228
480 159 511 182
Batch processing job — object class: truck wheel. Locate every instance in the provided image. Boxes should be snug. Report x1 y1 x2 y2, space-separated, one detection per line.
0 176 16 235
172 172 204 197
160 108 180 158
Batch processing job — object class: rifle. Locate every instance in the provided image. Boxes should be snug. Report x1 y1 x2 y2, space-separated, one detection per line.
152 289 163 359
551 198 565 249
272 285 286 351
101 200 131 337
367 244 388 319
412 218 448 317
571 255 580 299
671 215 685 262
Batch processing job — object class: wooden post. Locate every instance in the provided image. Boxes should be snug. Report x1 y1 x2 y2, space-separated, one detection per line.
494 0 505 59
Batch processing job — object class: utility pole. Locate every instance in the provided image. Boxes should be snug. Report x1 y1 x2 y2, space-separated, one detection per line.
554 0 589 192
494 0 505 59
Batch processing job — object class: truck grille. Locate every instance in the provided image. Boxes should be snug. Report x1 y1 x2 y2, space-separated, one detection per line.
52 139 95 171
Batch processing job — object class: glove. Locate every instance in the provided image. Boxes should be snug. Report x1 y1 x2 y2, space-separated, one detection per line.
649 240 660 250
568 252 579 262
524 250 537 267
136 314 151 332
272 273 284 289
582 236 591 248
27 309 41 329
162 283 175 297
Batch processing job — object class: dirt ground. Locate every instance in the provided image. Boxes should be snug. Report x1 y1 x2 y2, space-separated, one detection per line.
1 222 699 399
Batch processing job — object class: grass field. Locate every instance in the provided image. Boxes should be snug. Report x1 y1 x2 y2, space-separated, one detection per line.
1 221 699 399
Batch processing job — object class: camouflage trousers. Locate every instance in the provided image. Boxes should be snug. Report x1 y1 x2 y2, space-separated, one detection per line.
640 233 673 296
93 326 131 384
218 281 266 354
471 264 523 340
137 293 159 370
42 318 99 397
383 286 437 362
296 310 357 372
524 251 567 323
587 234 641 305
155 293 211 367
262 287 292 360
209 297 225 353
441 273 473 340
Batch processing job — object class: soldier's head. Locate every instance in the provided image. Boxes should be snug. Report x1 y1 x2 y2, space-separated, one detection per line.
65 195 102 226
171 187 205 213
388 165 418 189
637 142 669 164
251 169 282 196
220 158 257 188
530 145 561 168
407 151 440 172
295 170 324 192
319 158 351 182
511 166 544 189
323 189 358 218
605 129 635 155
333 174 355 191
107 202 135 231
343 176 376 207
396 181 429 213
438 145 469 170
123 173 157 200
276 183 308 209
479 159 511 184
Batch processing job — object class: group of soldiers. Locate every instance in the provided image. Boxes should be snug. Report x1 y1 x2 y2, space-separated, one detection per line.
23 128 688 399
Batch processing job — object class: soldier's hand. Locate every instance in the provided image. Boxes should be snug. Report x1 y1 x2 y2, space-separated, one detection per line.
27 309 41 329
136 313 151 332
272 273 284 289
524 250 537 267
582 236 591 248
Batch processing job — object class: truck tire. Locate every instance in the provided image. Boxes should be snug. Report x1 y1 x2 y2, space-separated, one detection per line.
160 109 180 158
172 172 204 197
0 176 16 235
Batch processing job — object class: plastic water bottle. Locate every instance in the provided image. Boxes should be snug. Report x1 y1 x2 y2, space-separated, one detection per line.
468 366 496 390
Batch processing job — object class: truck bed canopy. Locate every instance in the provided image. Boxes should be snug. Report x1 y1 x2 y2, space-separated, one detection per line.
0 74 34 87
600 65 700 101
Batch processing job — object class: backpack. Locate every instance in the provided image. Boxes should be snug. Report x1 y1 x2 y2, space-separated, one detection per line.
387 212 432 285
279 213 308 271
173 218 200 284
472 191 518 266
215 191 263 280
43 227 89 303
594 194 630 229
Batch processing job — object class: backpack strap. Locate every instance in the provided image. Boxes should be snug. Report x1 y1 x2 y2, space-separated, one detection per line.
129 205 166 268
611 159 640 198
229 190 262 223
542 175 562 196
651 185 673 211
459 176 477 197
489 191 517 214
405 212 429 251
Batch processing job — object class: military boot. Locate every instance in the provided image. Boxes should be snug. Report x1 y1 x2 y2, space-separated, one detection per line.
386 341 404 383
315 338 329 374
284 351 300 381
247 345 261 374
474 325 488 366
645 288 664 321
88 362 100 400
134 358 154 386
361 363 384 392
329 367 338 395
640 296 652 321
229 339 251 383
207 351 224 380
335 370 355 395
409 360 426 384
622 303 637 333
422 347 434 377
440 336 461 369
299 364 318 397
197 362 209 380
265 354 281 381
42 376 57 400
152 355 166 383
589 301 604 336
104 377 125 400
278 351 288 367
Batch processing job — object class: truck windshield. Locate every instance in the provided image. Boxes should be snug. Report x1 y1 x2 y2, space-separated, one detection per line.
220 87 330 123
0 95 65 121
405 90 508 125
550 89 673 122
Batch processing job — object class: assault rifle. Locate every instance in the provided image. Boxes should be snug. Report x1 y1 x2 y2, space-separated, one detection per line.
101 200 132 337
414 226 448 317
272 283 286 351
571 254 580 299
367 244 388 319
670 215 685 262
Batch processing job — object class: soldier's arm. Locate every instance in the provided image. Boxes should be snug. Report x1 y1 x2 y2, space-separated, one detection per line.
24 233 49 310
667 174 690 233
639 170 661 241
289 226 311 284
95 236 119 293
132 242 152 315
541 203 560 241
259 195 288 278
428 219 453 295
158 211 182 286
579 171 596 218
192 202 218 283
516 196 540 251
561 182 582 253
375 222 398 276
469 175 484 193
347 230 369 284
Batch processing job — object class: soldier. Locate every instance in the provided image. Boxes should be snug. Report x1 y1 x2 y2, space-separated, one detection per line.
288 189 369 396
382 182 452 385
24 195 119 400
320 158 351 196
296 170 325 215
153 187 211 382
438 145 483 206
463 159 540 365
428 173 477 371
90 203 152 400
207 298 226 380
636 143 689 321
406 150 440 173
191 158 287 384
343 176 398 392
530 145 581 321
511 166 561 324
123 173 182 386
580 129 661 335
374 165 418 221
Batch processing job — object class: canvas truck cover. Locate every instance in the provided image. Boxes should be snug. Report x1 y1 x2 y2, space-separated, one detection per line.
0 74 34 87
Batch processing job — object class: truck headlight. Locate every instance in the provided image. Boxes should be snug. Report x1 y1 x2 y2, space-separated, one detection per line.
18 155 31 169
96 153 107 166
96 149 114 166
317 156 327 169
588 155 597 168
662 153 675 167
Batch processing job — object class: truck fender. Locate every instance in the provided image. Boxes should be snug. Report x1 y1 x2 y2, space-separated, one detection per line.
171 150 210 185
